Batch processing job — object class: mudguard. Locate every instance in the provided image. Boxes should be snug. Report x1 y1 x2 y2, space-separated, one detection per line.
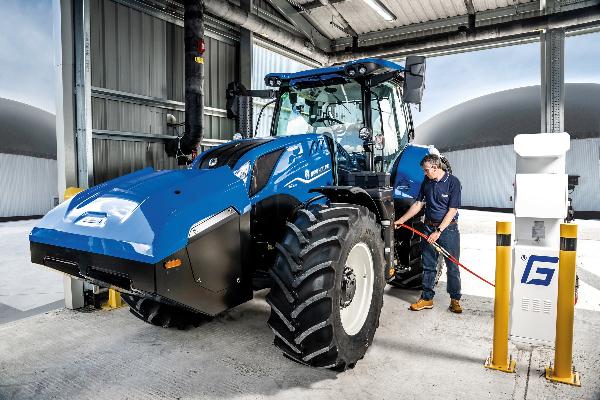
391 143 435 207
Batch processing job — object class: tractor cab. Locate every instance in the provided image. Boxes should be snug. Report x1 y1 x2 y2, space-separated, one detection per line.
262 57 425 179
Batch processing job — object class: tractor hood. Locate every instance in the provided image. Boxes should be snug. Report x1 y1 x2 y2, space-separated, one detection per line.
30 166 251 264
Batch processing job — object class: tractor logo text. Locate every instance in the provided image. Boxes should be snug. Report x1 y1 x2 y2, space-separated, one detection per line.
307 164 330 180
520 255 558 286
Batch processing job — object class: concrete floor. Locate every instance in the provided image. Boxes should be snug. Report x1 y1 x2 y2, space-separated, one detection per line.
0 211 598 399
0 219 63 323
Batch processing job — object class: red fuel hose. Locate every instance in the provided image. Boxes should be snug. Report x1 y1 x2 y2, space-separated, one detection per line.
398 223 496 288
397 224 580 305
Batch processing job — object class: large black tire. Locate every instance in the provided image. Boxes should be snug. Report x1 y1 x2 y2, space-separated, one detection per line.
390 218 444 290
267 203 385 370
121 293 207 330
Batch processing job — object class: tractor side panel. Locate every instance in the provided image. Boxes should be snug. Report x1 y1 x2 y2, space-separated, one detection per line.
155 212 253 316
250 135 335 204
391 144 432 206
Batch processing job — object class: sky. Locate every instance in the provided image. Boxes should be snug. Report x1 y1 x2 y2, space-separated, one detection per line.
0 1 598 120
411 32 600 127
0 0 54 114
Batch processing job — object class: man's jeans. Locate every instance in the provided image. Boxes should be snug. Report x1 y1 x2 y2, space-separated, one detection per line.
421 223 461 301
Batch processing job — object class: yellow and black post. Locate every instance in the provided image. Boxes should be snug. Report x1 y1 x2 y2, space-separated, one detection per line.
546 224 580 386
485 221 516 373
107 289 123 309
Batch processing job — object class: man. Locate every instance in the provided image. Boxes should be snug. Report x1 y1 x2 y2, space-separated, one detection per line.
394 154 463 313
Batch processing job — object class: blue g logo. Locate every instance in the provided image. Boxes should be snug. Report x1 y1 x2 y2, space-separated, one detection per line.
521 255 558 286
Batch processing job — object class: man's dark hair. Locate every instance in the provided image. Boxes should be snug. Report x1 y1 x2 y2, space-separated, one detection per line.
420 154 442 168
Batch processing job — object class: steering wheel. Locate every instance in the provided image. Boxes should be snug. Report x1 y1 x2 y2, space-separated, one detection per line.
314 115 343 126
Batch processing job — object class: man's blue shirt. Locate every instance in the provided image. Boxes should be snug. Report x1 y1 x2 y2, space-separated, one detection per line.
417 172 461 222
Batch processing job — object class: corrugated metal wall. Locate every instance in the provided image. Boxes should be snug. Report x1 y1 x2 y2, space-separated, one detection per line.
252 45 311 137
89 0 237 184
564 138 600 212
444 145 516 209
443 138 600 211
0 154 58 217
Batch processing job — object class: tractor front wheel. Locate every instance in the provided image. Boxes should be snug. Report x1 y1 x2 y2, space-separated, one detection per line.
267 203 385 370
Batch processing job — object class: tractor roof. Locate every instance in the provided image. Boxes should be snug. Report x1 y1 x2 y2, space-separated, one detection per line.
264 58 404 87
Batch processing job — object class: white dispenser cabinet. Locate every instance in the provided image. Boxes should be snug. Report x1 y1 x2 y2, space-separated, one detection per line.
510 132 570 345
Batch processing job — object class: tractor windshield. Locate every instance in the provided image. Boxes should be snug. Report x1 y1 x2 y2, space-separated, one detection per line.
272 81 366 154
268 77 412 174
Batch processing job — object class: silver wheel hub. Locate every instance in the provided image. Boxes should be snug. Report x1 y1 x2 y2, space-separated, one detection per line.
340 267 357 308
340 242 374 336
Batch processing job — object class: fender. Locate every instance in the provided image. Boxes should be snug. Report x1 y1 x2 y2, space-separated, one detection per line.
310 185 396 280
310 186 393 223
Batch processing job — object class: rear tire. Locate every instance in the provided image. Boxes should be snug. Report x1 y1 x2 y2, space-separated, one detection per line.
390 219 444 290
267 203 385 370
121 293 207 330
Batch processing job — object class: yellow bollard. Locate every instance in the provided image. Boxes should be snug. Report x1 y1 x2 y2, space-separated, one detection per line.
546 224 580 386
63 187 83 201
485 221 516 373
107 289 123 309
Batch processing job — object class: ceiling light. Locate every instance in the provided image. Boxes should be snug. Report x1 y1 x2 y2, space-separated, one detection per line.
362 0 397 21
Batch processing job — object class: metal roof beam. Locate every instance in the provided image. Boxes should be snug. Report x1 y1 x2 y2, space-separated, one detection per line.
204 0 329 64
330 5 600 62
332 1 541 50
266 0 331 50
301 0 346 12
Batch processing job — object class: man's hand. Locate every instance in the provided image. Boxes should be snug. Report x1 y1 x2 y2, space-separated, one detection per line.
427 230 441 244
393 219 405 229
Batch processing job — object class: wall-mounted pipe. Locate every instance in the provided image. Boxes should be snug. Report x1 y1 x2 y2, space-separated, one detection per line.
180 0 205 156
204 0 329 65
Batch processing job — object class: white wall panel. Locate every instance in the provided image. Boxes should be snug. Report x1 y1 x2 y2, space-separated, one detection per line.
0 154 58 217
251 45 311 137
443 138 600 212
565 138 600 212
444 145 516 209
252 45 311 91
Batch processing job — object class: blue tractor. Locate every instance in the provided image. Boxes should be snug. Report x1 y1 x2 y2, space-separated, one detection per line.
30 57 445 370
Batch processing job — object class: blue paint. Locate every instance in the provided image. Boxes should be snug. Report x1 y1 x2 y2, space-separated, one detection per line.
392 144 432 200
521 255 558 286
265 58 404 84
31 134 334 263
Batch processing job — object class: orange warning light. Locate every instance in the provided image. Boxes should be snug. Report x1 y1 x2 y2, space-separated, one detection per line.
164 258 182 269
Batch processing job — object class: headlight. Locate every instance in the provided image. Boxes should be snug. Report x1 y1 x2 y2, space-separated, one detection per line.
358 65 367 74
233 161 251 185
347 68 356 77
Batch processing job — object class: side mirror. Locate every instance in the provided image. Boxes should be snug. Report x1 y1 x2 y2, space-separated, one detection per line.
402 55 426 105
226 82 246 119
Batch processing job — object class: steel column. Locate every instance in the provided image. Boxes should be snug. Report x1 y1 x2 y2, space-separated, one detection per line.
73 0 93 188
541 28 565 133
55 0 84 309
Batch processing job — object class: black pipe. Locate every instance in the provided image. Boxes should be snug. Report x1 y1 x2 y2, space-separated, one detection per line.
181 0 204 155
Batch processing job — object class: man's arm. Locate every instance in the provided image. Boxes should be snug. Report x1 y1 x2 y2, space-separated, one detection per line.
426 207 457 243
439 208 458 231
394 201 424 228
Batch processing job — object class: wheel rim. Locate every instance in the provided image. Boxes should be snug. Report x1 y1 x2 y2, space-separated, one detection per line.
340 242 374 335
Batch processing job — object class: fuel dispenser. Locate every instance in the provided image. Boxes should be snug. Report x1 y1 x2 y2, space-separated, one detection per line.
509 132 570 345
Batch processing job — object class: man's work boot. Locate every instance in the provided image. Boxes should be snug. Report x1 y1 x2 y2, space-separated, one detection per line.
410 298 433 311
449 299 462 314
